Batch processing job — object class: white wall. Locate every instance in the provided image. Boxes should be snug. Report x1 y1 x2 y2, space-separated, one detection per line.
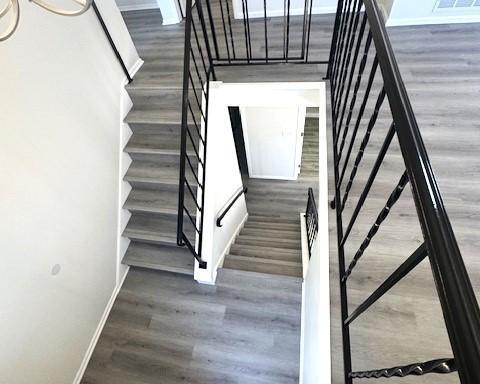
196 82 323 284
0 1 140 383
387 0 480 26
299 85 330 384
196 82 248 284
232 0 337 18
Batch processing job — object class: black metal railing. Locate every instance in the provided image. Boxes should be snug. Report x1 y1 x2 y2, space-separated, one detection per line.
305 187 318 259
191 0 328 65
177 0 329 268
92 1 132 83
216 186 248 227
176 0 215 269
327 1 480 383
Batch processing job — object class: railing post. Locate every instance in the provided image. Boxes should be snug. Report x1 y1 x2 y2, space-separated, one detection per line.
196 68 212 267
325 0 344 79
177 0 193 246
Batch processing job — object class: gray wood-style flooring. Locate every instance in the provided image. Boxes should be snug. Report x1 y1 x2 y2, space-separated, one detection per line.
83 6 480 384
329 21 480 384
81 267 302 384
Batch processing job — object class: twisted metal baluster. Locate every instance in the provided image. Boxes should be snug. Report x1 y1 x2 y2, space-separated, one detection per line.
338 87 386 200
350 358 456 379
342 171 409 282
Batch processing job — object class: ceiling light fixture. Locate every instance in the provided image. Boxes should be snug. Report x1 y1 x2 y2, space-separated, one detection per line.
0 0 92 41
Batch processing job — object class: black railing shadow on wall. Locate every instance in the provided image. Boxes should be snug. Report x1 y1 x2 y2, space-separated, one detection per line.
328 0 480 383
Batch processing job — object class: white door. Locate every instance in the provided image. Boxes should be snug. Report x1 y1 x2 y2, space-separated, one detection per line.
240 106 305 180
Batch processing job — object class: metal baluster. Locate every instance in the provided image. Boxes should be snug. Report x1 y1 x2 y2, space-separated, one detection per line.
326 0 346 79
285 0 291 61
225 0 236 59
345 243 427 325
332 0 354 93
264 0 268 62
334 14 368 141
341 122 395 245
204 0 219 60
338 87 386 198
195 0 216 79
301 0 308 58
333 0 361 115
305 0 314 62
342 171 410 282
245 0 252 59
331 0 350 90
191 20 208 76
350 358 456 379
218 0 231 63
241 0 250 62
334 7 365 120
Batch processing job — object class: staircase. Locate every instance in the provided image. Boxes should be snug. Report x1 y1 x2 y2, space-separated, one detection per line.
121 84 196 275
223 215 303 278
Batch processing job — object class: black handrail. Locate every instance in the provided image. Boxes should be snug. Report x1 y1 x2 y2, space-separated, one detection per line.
305 188 318 259
365 1 480 381
328 0 480 383
92 1 132 83
216 187 248 227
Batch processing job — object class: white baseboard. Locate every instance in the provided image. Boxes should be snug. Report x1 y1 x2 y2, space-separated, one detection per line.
235 5 336 19
72 267 129 384
387 14 480 27
162 16 182 25
118 3 158 12
129 58 144 78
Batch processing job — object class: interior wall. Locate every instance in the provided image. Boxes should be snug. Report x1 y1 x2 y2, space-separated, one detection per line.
294 85 329 384
0 1 140 383
197 82 248 284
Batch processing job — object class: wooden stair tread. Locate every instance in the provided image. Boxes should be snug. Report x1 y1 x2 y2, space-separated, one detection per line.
234 235 301 250
123 213 191 245
240 227 301 240
229 243 302 262
243 221 301 232
126 133 181 155
223 255 303 278
124 187 196 215
123 242 194 275
124 159 180 185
